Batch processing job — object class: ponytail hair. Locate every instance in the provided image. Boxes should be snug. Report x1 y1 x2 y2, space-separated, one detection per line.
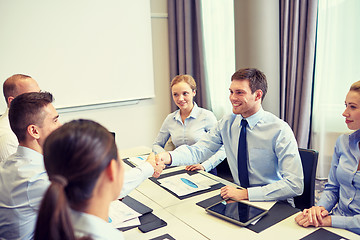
34 178 78 240
34 119 118 240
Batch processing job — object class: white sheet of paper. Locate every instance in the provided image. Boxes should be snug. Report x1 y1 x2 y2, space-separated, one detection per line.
127 154 149 166
109 200 142 228
158 173 215 196
190 173 219 186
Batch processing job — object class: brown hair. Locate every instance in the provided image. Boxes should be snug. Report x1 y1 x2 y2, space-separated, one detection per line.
9 91 54 142
3 74 32 105
34 119 119 240
231 68 268 101
170 75 197 91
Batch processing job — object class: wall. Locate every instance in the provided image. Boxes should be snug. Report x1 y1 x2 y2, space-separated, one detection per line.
234 0 280 116
60 0 171 151
2 0 280 150
0 0 156 110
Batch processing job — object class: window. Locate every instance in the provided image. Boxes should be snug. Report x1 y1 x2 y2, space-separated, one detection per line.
201 0 235 119
312 0 360 178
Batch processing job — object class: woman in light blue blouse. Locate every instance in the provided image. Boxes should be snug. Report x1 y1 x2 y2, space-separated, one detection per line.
34 120 125 240
152 75 226 174
295 81 360 235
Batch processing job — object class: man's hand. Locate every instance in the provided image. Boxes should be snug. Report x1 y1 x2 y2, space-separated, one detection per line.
156 152 172 165
185 164 205 171
146 152 165 178
220 185 248 201
295 206 331 228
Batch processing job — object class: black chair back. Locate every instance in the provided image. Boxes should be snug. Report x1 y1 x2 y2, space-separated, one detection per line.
216 158 234 182
294 148 319 210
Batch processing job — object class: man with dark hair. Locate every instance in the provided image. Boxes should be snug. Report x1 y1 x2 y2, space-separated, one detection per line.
0 74 40 162
0 92 61 240
0 92 164 239
157 68 303 203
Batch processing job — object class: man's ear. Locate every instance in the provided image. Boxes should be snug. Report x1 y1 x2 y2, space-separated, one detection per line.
255 90 263 102
7 96 14 107
27 125 40 140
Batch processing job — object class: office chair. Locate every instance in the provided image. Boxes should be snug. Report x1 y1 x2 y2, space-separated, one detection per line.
216 158 234 182
294 148 319 210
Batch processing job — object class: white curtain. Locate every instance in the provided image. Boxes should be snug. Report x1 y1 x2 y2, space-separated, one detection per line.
200 0 235 119
312 0 360 179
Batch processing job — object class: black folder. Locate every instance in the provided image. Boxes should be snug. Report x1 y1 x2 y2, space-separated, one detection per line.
300 228 349 240
149 233 176 240
122 195 153 215
196 196 300 233
246 201 300 233
149 169 225 200
118 196 167 232
196 194 224 208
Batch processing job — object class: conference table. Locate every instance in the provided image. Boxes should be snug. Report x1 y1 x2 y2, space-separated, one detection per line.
119 146 360 240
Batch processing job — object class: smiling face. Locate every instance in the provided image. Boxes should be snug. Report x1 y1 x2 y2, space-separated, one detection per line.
171 81 196 113
343 90 360 130
229 79 262 118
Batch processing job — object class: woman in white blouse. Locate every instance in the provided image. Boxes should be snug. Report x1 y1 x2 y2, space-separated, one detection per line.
152 74 226 174
34 119 125 240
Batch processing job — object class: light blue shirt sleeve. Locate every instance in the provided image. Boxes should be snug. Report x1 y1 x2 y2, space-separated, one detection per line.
197 110 226 172
331 215 360 235
201 146 226 172
169 120 224 167
153 103 226 171
152 114 172 154
317 131 360 235
316 138 341 210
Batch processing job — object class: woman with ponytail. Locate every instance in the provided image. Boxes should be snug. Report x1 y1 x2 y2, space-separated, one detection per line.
34 119 125 240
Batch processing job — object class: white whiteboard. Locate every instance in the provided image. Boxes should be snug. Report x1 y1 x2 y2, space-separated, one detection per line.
0 0 154 112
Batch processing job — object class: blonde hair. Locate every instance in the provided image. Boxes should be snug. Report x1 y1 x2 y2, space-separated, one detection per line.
170 75 197 91
350 80 360 93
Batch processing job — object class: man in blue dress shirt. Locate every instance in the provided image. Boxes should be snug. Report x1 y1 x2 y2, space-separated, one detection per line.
0 92 61 240
157 68 304 203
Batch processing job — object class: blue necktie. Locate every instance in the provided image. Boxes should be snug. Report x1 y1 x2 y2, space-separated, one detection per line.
238 119 249 188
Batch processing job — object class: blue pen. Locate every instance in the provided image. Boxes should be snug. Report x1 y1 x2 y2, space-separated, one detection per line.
181 178 198 188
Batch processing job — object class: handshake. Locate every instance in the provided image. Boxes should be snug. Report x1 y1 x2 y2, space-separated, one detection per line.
145 152 172 178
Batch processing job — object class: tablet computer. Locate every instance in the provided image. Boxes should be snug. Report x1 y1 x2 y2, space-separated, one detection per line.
205 200 268 226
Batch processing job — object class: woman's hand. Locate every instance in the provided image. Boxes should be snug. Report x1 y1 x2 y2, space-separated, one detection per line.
295 206 331 228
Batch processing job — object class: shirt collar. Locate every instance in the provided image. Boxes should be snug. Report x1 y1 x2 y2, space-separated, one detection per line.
350 129 360 143
17 145 43 165
71 209 122 239
240 107 264 129
174 102 199 121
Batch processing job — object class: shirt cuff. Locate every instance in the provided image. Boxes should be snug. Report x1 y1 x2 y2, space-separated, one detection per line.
201 161 212 172
169 151 181 166
247 186 264 201
331 215 350 230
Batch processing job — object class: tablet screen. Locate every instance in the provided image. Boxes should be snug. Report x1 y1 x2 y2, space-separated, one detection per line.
206 200 267 226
